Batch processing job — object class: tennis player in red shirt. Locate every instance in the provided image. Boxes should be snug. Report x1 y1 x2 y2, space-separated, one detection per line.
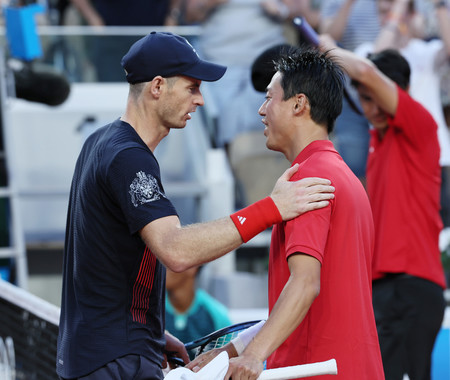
320 37 447 380
188 46 384 379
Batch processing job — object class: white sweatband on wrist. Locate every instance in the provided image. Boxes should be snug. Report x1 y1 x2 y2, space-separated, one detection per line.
231 320 266 355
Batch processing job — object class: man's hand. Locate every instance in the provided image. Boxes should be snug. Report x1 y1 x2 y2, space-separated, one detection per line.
186 343 238 372
163 331 190 369
225 353 264 380
271 164 335 221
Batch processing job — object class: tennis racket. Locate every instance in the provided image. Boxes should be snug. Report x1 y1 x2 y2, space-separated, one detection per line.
167 320 338 378
168 320 261 366
293 16 319 46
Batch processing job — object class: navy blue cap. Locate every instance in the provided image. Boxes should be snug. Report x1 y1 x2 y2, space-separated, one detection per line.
121 31 227 84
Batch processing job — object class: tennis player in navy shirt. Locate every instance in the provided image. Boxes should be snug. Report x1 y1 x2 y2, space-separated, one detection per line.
56 32 335 379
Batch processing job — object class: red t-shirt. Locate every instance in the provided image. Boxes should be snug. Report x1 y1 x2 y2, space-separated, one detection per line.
367 87 446 289
268 140 384 379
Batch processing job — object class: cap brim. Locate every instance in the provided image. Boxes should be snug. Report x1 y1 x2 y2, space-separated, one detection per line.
182 60 227 82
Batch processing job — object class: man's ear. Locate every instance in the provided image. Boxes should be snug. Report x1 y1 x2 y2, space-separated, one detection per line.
294 94 308 115
149 76 164 97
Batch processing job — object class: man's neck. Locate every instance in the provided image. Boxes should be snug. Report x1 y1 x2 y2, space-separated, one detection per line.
288 125 329 163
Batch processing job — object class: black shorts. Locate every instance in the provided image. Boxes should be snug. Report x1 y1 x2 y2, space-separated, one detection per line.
63 355 163 380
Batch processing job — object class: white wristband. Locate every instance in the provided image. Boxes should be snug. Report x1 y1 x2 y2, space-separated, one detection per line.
231 320 266 355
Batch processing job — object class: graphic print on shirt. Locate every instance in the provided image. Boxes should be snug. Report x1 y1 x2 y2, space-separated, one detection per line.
129 171 164 207
131 246 156 324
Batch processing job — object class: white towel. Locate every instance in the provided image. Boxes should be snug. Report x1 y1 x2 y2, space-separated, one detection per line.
164 351 229 380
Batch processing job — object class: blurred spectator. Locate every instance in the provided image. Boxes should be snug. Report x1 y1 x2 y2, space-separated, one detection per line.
70 0 176 81
320 0 380 51
47 0 86 26
182 0 317 152
355 0 450 228
165 266 232 356
184 0 285 151
319 0 381 185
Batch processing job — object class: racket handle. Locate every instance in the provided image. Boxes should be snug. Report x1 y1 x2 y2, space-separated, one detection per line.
258 358 337 380
293 17 320 47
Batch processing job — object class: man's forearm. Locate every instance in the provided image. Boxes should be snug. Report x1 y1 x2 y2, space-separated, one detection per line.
143 215 243 273
242 257 320 362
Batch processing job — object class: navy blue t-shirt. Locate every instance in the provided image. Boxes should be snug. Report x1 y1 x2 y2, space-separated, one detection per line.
57 119 177 378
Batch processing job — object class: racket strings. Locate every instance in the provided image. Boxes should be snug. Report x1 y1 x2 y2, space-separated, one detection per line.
194 331 240 357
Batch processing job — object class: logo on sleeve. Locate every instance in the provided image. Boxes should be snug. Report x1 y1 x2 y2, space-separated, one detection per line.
129 171 164 207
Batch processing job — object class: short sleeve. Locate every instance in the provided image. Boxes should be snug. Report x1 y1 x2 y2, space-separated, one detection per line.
389 86 438 149
106 146 177 234
284 204 331 264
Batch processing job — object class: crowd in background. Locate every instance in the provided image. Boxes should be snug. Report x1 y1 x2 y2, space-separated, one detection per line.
31 0 450 226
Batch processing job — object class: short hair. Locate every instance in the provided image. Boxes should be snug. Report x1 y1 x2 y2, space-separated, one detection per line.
352 49 411 90
128 76 178 99
274 46 345 133
129 82 146 98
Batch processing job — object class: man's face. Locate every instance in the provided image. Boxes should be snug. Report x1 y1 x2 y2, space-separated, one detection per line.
356 84 389 132
259 72 295 154
159 76 204 130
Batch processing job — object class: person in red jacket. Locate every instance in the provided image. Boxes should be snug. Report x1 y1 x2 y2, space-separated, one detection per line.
321 36 447 380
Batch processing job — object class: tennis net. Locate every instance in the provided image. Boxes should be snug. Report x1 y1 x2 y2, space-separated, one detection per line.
0 278 60 380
